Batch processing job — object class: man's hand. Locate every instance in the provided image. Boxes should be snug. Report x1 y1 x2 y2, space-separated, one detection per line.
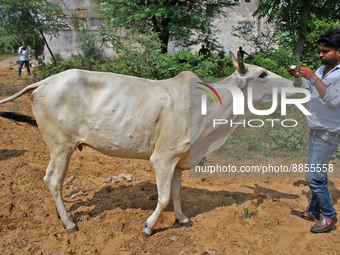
299 66 316 80
287 66 300 78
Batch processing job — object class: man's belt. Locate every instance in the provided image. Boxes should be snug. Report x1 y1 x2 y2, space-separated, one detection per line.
310 129 340 139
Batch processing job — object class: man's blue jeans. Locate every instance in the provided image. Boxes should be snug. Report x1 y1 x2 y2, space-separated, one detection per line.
18 60 31 77
306 129 340 219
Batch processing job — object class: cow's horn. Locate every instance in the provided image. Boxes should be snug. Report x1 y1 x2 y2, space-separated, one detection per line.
229 51 246 74
236 52 246 73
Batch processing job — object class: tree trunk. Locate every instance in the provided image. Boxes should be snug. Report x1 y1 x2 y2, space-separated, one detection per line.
160 31 169 54
294 3 311 59
27 10 57 65
152 15 169 54
39 31 57 66
294 37 306 59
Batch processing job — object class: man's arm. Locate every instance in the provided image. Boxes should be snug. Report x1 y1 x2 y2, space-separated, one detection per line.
293 66 340 107
299 66 327 98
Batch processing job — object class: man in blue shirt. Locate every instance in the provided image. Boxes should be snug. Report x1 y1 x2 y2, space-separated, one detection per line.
17 41 31 78
288 29 340 233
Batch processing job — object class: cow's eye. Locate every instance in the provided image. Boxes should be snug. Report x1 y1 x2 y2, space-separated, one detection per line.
259 72 268 78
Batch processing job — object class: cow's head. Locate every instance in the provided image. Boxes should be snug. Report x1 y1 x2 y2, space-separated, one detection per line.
229 51 294 106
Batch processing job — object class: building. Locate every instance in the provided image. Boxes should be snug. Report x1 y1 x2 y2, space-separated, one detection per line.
214 0 264 53
44 0 114 61
44 0 266 62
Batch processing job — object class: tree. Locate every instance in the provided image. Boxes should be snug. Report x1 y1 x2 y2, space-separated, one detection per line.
0 29 19 53
93 0 236 54
0 0 67 65
253 0 340 59
232 20 279 53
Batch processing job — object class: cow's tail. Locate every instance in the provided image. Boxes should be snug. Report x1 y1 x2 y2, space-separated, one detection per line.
0 82 41 127
0 82 40 104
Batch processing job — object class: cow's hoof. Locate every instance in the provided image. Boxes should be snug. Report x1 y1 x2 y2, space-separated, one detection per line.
141 231 151 239
66 225 79 233
55 207 61 219
180 220 193 227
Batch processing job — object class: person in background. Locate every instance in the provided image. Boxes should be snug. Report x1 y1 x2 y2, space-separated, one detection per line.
237 46 249 59
199 44 211 57
18 41 31 78
288 29 340 233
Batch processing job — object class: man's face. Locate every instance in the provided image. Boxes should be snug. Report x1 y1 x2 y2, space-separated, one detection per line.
319 44 340 67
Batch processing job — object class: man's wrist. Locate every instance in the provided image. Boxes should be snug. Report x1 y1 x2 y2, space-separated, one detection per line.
309 75 319 85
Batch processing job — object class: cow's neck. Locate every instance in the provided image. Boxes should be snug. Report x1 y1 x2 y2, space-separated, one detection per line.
211 74 253 121
198 74 253 144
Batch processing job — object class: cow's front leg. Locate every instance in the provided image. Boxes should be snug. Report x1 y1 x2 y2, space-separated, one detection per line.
172 168 191 226
142 156 178 238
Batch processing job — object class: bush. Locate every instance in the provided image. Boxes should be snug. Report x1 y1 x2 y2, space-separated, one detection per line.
96 35 233 80
269 127 306 151
332 145 340 165
251 49 299 78
32 55 91 82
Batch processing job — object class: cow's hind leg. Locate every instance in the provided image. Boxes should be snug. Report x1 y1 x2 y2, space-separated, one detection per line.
142 155 178 238
44 144 76 232
172 168 191 226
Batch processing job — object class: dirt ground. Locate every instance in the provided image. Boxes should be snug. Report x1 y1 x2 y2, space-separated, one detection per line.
1 59 340 255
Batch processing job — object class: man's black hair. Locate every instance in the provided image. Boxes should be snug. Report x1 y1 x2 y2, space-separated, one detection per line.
318 29 340 49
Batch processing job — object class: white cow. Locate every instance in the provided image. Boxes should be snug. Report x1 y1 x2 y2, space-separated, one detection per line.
0 52 293 236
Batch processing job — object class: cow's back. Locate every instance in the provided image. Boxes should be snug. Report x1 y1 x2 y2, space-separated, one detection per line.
31 69 195 160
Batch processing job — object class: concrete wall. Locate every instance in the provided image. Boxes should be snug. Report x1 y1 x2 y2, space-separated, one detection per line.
215 0 263 55
44 0 116 62
44 30 116 62
44 0 267 62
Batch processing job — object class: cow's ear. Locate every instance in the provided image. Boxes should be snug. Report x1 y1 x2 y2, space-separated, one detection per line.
229 51 246 74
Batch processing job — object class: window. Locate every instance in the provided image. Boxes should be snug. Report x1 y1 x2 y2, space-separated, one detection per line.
245 0 251 2
75 9 85 18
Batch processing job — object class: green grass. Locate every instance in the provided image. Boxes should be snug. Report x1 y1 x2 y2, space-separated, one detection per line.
0 53 18 62
224 192 238 200
239 207 258 219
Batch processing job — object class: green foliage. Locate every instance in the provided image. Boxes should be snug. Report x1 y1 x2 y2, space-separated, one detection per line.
254 0 340 57
77 27 105 64
93 0 236 53
239 207 258 219
232 19 279 53
33 32 233 82
0 53 18 62
253 54 278 71
269 127 306 151
96 33 233 80
246 136 262 152
0 29 20 53
216 133 258 161
332 145 340 165
251 49 299 78
0 0 67 54
224 192 238 200
32 55 87 81
300 17 340 70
